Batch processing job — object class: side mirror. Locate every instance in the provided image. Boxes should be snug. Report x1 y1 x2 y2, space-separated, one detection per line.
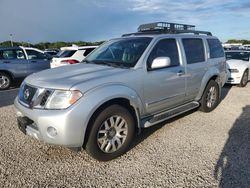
151 57 171 69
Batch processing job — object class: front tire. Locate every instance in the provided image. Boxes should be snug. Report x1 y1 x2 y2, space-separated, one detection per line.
85 105 135 161
199 80 220 113
0 72 11 90
239 70 249 87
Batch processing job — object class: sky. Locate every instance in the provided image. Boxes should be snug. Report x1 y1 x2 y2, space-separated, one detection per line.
0 0 250 43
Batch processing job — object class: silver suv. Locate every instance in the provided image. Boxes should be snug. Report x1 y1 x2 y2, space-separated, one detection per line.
14 22 227 161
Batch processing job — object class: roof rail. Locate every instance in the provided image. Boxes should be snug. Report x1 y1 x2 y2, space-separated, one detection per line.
122 22 212 37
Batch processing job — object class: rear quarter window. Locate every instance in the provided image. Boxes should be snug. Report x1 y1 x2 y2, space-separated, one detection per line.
83 48 95 56
58 50 76 58
182 38 205 64
207 39 224 58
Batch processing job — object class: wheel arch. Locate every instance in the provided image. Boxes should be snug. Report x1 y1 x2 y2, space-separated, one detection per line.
0 70 14 81
196 70 221 101
83 97 140 147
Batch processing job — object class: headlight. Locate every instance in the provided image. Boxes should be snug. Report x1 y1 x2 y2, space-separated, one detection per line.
229 69 239 73
45 90 82 110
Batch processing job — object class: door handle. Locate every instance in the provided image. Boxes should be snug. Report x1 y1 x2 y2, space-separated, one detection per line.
31 61 37 63
177 70 185 76
3 61 10 64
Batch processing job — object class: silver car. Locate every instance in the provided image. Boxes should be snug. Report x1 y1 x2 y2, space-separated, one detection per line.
14 22 227 161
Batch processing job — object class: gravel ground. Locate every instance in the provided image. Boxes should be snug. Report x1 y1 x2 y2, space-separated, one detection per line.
0 85 250 187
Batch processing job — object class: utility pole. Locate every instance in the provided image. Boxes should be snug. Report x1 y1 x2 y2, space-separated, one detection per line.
9 34 13 47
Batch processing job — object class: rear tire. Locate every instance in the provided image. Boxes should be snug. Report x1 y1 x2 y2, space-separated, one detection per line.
199 80 220 113
0 72 11 90
85 104 135 161
239 70 248 87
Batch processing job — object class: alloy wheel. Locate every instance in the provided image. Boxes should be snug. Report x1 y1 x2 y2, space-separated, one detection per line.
97 115 128 153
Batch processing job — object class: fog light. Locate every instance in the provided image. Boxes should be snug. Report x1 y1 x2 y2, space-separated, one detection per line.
47 127 57 137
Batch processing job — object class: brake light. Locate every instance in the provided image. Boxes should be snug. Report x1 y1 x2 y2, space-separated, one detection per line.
60 59 79 64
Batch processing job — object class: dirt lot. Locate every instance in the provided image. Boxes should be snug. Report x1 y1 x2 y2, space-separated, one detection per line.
0 85 250 187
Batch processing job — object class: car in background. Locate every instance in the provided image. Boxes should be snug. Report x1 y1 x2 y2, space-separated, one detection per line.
243 45 250 50
50 45 98 68
225 50 250 87
44 49 59 57
0 46 51 90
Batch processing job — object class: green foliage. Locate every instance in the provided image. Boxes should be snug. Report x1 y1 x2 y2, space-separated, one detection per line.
226 39 250 45
0 41 104 50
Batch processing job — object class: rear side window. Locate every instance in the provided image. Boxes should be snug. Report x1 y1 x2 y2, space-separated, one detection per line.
58 50 76 58
83 48 95 56
207 39 224 58
182 38 205 64
148 39 180 68
0 49 25 60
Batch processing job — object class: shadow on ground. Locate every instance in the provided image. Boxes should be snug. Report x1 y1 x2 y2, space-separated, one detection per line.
0 88 19 107
0 80 22 107
131 108 197 150
131 84 233 150
214 105 250 187
221 84 232 101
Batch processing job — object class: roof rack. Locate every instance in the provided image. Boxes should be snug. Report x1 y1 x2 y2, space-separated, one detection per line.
122 22 212 37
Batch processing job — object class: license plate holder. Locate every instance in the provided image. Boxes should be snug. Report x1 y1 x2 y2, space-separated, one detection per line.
17 117 33 135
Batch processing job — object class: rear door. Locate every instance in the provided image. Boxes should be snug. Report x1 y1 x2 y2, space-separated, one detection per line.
0 49 29 78
181 38 207 101
25 49 50 75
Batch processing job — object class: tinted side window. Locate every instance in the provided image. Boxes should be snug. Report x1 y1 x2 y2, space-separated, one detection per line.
83 48 95 56
207 39 224 58
16 50 26 59
0 49 26 60
182 38 205 64
26 50 47 60
148 39 180 68
58 50 76 58
1 50 16 60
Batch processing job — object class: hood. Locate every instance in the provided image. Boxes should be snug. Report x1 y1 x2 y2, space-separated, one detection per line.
25 63 127 90
226 59 249 69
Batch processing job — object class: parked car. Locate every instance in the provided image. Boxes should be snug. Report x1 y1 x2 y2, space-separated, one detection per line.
50 45 98 68
15 22 227 161
0 46 51 90
225 50 250 87
44 49 59 57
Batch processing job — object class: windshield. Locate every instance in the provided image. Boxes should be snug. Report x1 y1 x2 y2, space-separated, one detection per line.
84 37 152 68
225 51 250 61
57 50 76 58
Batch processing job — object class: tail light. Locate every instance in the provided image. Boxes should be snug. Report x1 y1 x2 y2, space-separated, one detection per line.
60 59 79 65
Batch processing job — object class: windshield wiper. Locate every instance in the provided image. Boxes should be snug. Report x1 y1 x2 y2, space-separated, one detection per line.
83 59 130 69
82 59 94 64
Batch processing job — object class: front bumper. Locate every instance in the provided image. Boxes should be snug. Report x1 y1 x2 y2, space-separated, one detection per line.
14 97 88 147
226 71 242 84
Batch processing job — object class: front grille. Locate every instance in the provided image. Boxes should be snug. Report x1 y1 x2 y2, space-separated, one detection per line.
18 83 53 108
40 90 52 106
19 84 37 106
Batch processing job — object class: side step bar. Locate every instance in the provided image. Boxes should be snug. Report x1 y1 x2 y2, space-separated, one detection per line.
143 101 200 128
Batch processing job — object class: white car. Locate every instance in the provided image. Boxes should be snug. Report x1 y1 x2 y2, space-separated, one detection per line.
225 50 250 87
51 45 98 68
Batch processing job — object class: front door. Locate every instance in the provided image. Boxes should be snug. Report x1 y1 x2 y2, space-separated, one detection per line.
0 49 29 78
143 38 186 114
25 49 50 75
